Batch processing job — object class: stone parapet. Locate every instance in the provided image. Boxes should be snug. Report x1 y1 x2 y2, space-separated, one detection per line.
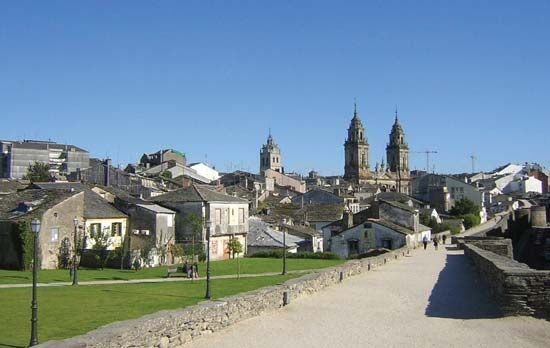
464 243 550 319
38 247 412 348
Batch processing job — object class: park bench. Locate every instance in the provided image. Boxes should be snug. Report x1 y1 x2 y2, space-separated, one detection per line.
166 265 179 278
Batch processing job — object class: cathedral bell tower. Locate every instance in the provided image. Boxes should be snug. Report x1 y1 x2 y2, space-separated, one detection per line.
386 110 409 176
344 104 370 182
260 130 283 174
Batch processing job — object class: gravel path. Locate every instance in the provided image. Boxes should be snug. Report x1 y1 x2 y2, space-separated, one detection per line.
189 245 550 348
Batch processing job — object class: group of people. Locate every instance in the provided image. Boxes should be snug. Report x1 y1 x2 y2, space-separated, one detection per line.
422 234 447 250
182 261 199 278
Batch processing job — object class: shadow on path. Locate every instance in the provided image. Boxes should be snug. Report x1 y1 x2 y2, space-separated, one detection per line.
425 253 502 319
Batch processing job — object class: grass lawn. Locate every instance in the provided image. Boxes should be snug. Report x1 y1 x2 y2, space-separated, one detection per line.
0 258 344 284
0 274 298 348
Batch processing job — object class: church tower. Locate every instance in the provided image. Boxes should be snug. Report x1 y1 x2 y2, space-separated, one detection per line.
344 104 370 182
260 131 283 174
386 110 409 176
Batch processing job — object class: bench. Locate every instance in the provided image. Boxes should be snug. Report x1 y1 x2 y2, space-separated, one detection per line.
166 265 179 278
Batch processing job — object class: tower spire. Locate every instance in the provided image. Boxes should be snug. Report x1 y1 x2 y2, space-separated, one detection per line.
394 105 398 122
354 99 358 117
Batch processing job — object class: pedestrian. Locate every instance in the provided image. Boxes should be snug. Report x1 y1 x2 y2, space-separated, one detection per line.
193 262 199 278
434 237 439 250
183 261 189 278
442 234 447 245
422 235 428 250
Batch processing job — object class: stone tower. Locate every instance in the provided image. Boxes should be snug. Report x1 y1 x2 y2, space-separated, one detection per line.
386 110 409 176
260 131 283 174
344 104 370 182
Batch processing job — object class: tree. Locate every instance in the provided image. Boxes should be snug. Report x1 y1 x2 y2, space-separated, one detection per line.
161 170 172 179
184 213 204 262
227 236 244 279
450 198 482 230
90 228 112 269
24 162 51 182
169 243 185 264
450 198 480 216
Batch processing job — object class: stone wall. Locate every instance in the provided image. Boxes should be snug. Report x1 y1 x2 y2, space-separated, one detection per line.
464 243 550 319
463 237 513 258
38 246 412 348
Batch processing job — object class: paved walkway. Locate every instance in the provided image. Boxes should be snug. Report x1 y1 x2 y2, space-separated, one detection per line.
0 270 311 289
190 245 550 348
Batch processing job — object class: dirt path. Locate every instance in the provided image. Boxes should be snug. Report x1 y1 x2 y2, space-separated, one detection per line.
189 245 550 348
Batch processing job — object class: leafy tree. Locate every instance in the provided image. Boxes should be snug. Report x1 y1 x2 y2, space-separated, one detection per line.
17 220 35 270
183 213 204 262
161 170 172 179
462 213 481 229
227 237 244 279
24 162 51 182
450 198 480 216
169 243 185 263
90 228 112 269
450 198 482 230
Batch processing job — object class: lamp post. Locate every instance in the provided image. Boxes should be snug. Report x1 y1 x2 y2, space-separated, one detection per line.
72 217 79 286
29 218 41 346
281 218 287 275
205 220 212 300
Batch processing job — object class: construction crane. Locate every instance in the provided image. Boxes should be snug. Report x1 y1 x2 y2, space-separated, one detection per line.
411 150 438 173
470 154 477 173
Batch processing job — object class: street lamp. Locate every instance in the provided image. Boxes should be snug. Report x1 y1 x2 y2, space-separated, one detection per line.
205 220 212 300
29 218 41 346
281 218 287 275
72 217 79 286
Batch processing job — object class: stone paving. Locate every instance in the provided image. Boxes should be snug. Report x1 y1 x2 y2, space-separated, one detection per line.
189 245 550 348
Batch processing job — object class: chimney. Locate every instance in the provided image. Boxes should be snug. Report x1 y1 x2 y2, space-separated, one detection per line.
343 209 354 229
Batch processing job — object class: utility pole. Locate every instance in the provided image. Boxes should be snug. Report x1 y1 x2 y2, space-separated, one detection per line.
470 154 477 173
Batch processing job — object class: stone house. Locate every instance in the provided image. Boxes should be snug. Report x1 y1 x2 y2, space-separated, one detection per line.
280 222 323 252
247 217 302 255
291 188 344 206
0 189 83 269
152 185 249 261
91 186 176 266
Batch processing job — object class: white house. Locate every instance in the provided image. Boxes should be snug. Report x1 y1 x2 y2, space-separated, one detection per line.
189 162 220 182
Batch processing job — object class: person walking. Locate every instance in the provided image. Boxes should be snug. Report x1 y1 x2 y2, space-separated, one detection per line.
193 262 199 278
422 235 428 250
433 237 439 250
442 234 447 245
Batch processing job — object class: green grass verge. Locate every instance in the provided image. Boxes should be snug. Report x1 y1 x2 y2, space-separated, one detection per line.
0 274 298 348
0 258 344 285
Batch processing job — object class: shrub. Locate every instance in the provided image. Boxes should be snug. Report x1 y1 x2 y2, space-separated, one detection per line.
462 213 481 229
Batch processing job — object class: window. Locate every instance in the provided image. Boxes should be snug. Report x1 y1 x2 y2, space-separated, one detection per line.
50 228 59 242
111 222 122 237
226 209 230 224
215 208 222 225
239 208 245 224
166 215 173 227
363 223 372 228
90 223 101 238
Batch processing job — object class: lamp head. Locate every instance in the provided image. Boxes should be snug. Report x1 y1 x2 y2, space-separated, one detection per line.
73 217 79 227
31 219 41 234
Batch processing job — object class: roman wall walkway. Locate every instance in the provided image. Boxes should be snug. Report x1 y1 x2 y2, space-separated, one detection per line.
190 244 550 348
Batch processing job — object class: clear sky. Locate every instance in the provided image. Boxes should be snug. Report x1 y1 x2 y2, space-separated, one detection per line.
1 1 549 176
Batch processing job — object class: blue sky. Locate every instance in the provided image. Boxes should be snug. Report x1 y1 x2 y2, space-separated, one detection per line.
1 1 549 175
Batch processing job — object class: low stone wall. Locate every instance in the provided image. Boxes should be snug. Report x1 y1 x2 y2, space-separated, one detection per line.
463 237 513 258
464 244 550 319
39 246 412 348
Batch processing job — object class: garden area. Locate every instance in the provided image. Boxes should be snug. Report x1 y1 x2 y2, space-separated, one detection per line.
0 257 344 285
0 257 345 347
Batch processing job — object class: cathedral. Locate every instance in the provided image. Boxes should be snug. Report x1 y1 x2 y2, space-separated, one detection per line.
344 104 410 194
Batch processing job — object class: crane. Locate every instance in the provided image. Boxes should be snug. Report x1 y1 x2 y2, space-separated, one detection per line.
411 150 438 173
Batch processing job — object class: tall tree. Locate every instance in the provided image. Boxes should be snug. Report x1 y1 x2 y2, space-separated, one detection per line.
24 162 51 182
184 213 204 262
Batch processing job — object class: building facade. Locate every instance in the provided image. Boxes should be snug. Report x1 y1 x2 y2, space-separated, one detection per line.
344 104 370 182
0 140 89 179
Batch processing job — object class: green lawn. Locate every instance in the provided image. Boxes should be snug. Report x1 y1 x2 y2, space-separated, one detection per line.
0 258 344 284
0 275 297 348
